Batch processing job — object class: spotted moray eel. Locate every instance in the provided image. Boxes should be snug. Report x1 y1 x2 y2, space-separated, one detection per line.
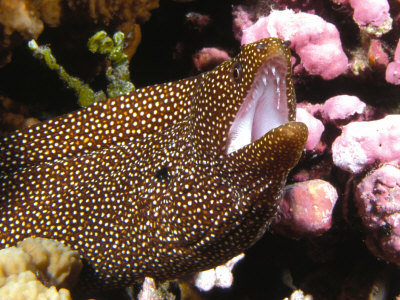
0 38 308 292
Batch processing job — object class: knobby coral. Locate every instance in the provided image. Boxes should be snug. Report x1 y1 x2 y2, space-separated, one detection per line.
0 237 82 300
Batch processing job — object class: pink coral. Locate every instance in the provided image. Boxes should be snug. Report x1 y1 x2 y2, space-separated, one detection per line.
298 95 377 129
332 115 400 174
185 12 211 32
368 39 389 71
273 179 338 238
296 101 322 117
321 95 366 126
232 5 254 41
355 164 400 266
192 48 230 72
332 0 392 36
241 9 348 80
386 39 400 85
296 107 324 151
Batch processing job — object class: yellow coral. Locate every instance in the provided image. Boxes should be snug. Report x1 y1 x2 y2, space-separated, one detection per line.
0 237 82 299
0 247 35 286
0 272 71 300
18 237 82 289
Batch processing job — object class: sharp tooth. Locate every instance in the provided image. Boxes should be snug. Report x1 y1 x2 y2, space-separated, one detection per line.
263 77 267 85
272 66 276 76
277 88 281 110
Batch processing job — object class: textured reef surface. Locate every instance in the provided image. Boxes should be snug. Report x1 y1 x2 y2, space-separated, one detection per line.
1 0 400 299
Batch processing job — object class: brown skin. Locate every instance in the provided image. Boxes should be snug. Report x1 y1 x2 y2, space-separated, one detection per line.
0 38 307 292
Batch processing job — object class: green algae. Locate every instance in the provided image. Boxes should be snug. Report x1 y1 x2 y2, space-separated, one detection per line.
28 31 134 107
88 31 135 99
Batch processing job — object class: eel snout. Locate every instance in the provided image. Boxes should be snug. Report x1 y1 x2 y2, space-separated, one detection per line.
226 55 290 154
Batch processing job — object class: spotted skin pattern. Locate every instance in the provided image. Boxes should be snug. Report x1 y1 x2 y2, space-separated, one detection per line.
0 38 307 291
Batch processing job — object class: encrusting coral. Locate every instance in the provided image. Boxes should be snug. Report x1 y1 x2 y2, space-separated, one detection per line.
273 179 338 238
240 9 348 80
355 164 400 266
0 237 82 300
331 0 393 37
332 115 400 174
386 39 400 85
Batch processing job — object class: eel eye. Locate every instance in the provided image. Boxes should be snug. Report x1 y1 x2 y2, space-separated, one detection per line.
283 40 291 48
232 62 242 83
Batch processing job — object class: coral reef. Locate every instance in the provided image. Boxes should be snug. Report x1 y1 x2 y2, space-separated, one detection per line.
87 31 135 98
298 95 379 131
0 96 39 136
355 164 400 266
0 237 82 299
192 47 230 72
0 0 159 67
331 0 392 36
273 180 338 238
0 272 72 300
137 278 177 300
296 108 324 151
1 0 400 299
28 39 106 107
386 39 400 85
193 254 245 292
295 94 373 154
239 9 348 80
332 115 400 174
369 39 390 72
0 0 45 67
137 277 158 300
228 1 400 298
320 95 366 126
28 30 134 107
185 12 212 32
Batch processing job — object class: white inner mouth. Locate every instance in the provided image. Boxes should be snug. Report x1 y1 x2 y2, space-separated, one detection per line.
226 58 289 154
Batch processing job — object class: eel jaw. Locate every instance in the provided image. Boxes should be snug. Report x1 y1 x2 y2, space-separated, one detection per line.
225 57 289 155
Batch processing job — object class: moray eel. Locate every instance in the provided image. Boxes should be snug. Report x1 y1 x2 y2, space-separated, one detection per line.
0 38 307 291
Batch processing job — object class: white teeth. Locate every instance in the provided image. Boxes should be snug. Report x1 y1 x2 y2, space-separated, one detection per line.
225 58 289 154
276 76 281 110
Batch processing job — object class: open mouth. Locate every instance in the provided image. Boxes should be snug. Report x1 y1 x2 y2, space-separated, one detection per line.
225 57 289 155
